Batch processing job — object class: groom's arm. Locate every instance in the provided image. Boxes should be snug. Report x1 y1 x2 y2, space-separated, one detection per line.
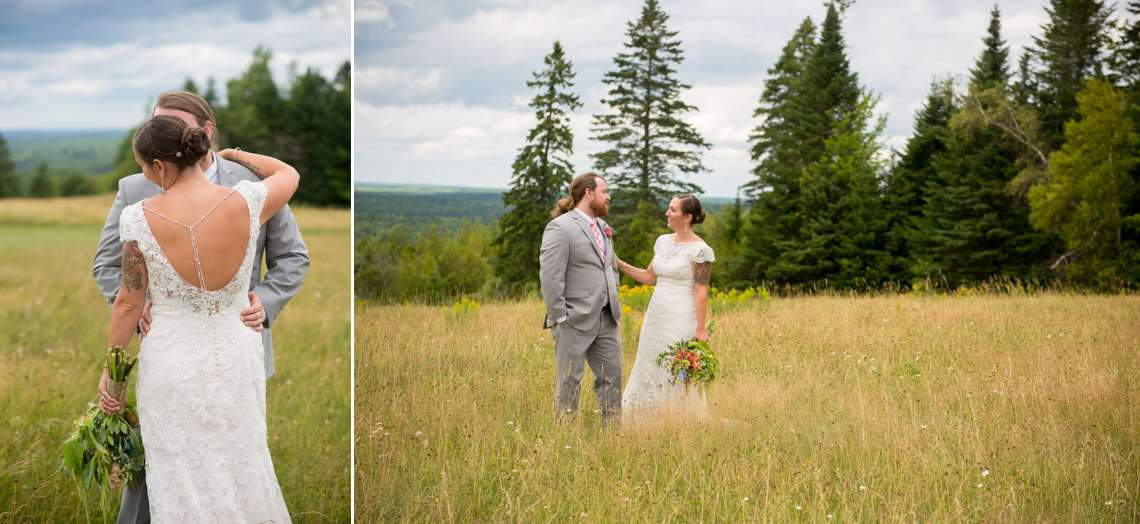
539 220 569 326
253 204 309 327
92 178 130 303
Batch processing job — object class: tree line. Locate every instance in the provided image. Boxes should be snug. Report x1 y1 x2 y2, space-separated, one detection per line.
0 47 351 207
485 0 1139 296
354 0 1140 302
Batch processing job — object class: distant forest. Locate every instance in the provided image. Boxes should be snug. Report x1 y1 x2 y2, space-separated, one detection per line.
0 47 350 207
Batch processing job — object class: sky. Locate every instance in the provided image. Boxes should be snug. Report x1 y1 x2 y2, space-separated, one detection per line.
0 0 350 131
354 0 1058 197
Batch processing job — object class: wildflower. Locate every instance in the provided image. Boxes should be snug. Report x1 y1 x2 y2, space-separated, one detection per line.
981 469 990 477
859 485 867 492
795 505 802 511
507 420 514 427
414 431 423 439
976 483 984 489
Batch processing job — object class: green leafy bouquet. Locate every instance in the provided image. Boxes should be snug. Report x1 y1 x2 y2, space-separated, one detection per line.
655 337 720 387
62 346 145 497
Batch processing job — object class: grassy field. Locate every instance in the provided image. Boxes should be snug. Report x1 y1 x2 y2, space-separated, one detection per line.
356 295 1139 522
0 195 350 522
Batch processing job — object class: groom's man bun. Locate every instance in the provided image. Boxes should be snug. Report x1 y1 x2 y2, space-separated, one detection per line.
155 90 219 148
553 172 603 218
133 116 211 169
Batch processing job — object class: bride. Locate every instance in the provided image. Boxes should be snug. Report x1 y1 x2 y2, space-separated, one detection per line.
617 194 715 420
97 115 298 521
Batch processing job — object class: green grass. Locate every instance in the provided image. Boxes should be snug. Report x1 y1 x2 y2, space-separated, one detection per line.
355 295 1139 522
0 196 350 522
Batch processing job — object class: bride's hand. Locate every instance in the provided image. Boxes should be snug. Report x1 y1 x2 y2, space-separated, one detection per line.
694 327 709 342
98 368 123 414
217 148 242 161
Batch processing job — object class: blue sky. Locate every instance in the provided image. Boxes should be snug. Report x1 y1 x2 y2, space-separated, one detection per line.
354 0 1057 197
0 0 350 130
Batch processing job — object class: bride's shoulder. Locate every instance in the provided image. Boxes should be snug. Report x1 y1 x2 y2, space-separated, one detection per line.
687 236 715 262
232 179 268 202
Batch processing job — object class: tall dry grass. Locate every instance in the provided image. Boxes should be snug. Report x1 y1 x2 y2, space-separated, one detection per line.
0 196 350 522
356 295 1139 521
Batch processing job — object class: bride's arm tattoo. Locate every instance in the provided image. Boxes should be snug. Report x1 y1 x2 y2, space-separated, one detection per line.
693 261 711 286
122 241 145 291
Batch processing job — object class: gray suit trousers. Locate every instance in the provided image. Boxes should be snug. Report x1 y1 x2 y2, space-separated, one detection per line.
553 308 622 421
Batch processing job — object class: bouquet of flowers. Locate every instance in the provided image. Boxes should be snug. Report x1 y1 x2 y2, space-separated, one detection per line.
655 337 719 387
62 346 145 492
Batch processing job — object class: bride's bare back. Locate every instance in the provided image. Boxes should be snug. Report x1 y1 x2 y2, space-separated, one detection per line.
142 184 252 292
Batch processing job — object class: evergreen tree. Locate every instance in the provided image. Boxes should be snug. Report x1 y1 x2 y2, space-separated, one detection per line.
28 162 56 198
1029 79 1139 285
790 1 861 164
285 62 351 206
1011 50 1040 107
494 41 582 295
591 0 710 264
913 10 1055 286
783 93 889 288
765 1 872 286
0 132 16 198
739 17 816 284
883 78 955 281
221 46 285 155
1111 1 1140 92
971 5 1011 89
1031 0 1113 151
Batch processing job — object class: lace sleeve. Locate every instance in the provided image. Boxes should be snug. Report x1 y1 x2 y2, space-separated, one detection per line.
693 244 716 264
235 180 269 222
118 204 144 244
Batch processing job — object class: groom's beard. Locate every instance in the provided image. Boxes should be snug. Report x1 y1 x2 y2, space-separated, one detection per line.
591 200 609 217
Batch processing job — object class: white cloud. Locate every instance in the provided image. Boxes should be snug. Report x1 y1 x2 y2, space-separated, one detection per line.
1 2 349 130
356 0 395 28
356 67 444 99
355 0 1055 196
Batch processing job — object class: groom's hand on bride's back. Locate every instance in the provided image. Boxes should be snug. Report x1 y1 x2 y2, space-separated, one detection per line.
240 292 265 332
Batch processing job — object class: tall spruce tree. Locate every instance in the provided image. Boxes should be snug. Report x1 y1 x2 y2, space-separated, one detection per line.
883 78 955 281
0 132 16 198
1031 0 1113 151
971 5 1011 89
765 1 877 286
739 17 816 284
913 9 1054 286
787 93 890 288
495 41 582 294
591 0 710 264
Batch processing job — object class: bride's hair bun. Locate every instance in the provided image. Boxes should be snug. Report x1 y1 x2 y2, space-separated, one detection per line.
132 115 210 169
676 193 705 225
179 126 210 166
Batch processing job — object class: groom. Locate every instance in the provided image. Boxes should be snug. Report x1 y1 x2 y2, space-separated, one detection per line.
91 90 310 523
539 172 623 423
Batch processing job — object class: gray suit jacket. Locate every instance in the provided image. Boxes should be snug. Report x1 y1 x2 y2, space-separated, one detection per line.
91 154 309 378
539 210 621 331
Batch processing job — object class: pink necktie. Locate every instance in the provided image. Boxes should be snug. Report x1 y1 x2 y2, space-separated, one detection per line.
589 220 604 256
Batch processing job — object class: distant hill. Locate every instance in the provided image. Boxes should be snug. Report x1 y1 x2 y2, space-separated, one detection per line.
354 183 734 236
3 129 125 175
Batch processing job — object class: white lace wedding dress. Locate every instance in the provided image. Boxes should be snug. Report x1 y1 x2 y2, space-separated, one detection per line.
622 234 715 420
118 180 291 522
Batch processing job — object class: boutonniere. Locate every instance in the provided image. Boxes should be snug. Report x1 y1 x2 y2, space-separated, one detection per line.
603 225 613 238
